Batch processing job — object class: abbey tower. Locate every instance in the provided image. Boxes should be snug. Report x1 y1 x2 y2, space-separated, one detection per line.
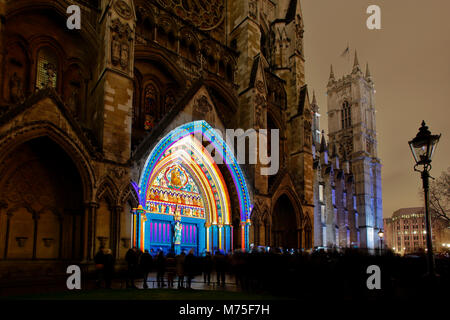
325 52 383 249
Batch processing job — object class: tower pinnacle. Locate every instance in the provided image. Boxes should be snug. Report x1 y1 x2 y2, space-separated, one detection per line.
328 65 336 87
352 50 361 74
312 90 317 105
319 130 328 153
365 62 372 82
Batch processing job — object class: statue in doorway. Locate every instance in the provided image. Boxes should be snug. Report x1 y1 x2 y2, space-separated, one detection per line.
174 221 182 245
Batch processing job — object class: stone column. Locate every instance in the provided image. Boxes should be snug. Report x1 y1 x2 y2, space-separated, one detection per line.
0 200 7 259
204 222 211 252
82 202 99 261
297 228 303 249
111 205 122 259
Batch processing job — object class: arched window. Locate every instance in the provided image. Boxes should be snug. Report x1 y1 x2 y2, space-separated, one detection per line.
341 101 352 129
144 83 158 115
36 47 58 90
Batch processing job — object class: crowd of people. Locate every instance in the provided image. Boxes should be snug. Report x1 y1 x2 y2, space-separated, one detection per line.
93 247 231 290
123 248 228 289
92 247 449 299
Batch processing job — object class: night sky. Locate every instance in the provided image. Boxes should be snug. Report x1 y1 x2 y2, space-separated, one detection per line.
302 0 450 218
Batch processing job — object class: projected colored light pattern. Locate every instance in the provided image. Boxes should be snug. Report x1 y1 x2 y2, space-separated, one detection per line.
138 121 252 223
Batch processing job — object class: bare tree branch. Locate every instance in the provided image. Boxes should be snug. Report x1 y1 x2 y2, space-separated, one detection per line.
421 167 450 223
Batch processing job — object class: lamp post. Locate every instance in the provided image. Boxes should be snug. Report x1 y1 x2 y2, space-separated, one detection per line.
378 229 384 253
408 121 441 278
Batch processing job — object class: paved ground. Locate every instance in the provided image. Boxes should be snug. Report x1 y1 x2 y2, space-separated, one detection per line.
0 272 244 299
1 288 280 301
124 272 239 291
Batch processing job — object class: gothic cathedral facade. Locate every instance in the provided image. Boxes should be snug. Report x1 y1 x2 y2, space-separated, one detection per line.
0 0 319 278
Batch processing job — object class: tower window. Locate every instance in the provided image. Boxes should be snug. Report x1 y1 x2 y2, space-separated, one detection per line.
319 184 324 202
36 47 58 90
341 101 352 129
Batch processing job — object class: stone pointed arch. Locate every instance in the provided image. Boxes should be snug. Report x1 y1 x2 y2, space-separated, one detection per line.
271 174 303 229
6 0 98 51
95 175 120 205
134 47 187 89
0 121 95 202
119 181 140 208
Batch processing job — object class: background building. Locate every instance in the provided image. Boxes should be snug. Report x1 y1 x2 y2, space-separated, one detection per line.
384 207 450 254
313 54 383 250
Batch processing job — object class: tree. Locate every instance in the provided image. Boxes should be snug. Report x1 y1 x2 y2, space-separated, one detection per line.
428 167 450 223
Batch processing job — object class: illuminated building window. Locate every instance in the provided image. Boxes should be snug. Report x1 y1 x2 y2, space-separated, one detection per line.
319 184 324 202
320 205 325 223
36 47 58 89
322 226 326 245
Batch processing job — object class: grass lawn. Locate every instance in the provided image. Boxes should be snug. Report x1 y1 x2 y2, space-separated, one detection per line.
2 288 290 300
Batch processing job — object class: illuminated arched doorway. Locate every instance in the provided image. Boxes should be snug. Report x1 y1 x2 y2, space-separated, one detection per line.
133 121 252 254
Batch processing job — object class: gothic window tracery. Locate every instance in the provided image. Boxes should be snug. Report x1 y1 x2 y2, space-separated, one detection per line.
341 101 352 129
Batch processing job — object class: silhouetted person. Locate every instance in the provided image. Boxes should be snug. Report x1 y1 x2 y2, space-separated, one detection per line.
176 251 186 288
184 249 196 289
125 247 138 288
140 249 153 289
166 252 176 288
103 248 115 289
214 250 226 286
203 251 213 285
155 251 166 288
94 246 106 288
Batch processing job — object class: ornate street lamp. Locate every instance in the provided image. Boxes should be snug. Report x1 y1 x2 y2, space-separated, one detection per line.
408 121 441 277
378 229 384 253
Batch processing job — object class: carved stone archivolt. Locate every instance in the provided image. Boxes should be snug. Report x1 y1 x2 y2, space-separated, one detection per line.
0 118 96 202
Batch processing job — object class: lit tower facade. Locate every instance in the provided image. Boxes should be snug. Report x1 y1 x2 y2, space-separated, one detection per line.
326 51 383 249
